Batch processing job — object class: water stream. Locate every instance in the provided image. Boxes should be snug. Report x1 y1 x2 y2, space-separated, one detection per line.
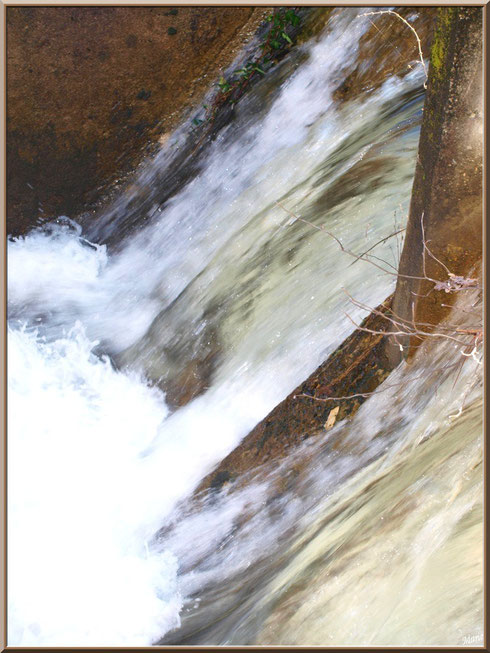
7 8 483 647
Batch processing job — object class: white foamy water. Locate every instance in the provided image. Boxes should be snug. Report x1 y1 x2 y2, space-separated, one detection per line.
8 7 479 648
8 325 182 645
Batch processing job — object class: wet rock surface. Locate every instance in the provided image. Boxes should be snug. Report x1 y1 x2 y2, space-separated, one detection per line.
7 8 435 243
116 302 223 411
332 7 436 104
81 7 313 248
7 6 267 236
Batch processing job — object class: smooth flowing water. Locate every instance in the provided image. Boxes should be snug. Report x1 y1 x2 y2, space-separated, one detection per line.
7 8 483 647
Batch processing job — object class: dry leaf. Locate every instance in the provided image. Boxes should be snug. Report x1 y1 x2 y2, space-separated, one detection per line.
324 406 340 430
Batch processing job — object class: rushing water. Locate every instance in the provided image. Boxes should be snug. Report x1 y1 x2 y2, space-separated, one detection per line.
158 323 483 647
7 8 482 647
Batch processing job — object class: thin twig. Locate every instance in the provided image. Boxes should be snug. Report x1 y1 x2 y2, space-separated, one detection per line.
347 228 406 267
342 289 480 342
420 212 452 277
276 201 440 283
358 10 428 87
342 308 475 346
294 361 462 403
343 288 480 346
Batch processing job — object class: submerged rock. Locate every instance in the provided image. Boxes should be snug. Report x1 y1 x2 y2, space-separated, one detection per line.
116 304 223 411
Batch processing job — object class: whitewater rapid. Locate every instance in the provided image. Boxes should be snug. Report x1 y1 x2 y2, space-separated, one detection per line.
8 7 481 647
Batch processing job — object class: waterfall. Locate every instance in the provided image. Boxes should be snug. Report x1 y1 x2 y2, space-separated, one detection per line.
7 8 482 647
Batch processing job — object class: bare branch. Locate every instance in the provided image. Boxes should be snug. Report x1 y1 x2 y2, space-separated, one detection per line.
275 201 441 283
420 212 452 277
347 228 405 267
345 289 481 336
342 305 477 347
275 202 482 404
294 361 462 403
358 10 428 87
277 203 480 301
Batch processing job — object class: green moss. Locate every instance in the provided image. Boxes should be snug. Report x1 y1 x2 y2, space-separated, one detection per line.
430 7 457 78
425 8 458 142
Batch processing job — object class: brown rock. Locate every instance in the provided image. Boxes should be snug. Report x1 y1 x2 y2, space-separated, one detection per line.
160 348 221 410
332 7 436 103
7 6 268 235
